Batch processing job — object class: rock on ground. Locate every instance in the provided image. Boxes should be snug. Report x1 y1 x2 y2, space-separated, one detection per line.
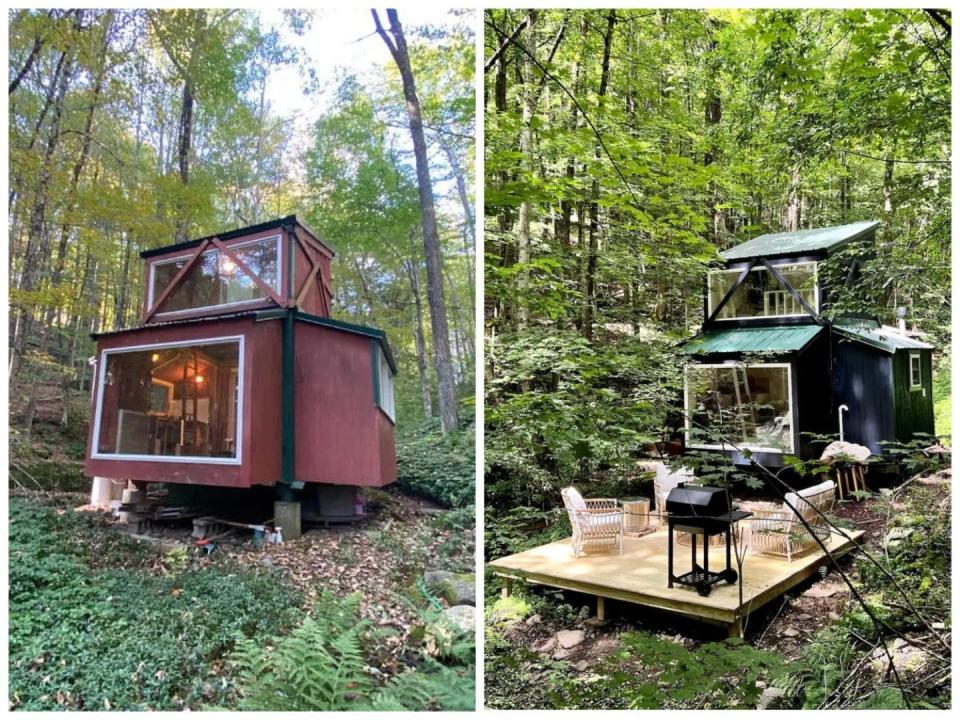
424 570 476 606
557 629 586 649
443 604 476 634
756 686 787 710
870 638 929 680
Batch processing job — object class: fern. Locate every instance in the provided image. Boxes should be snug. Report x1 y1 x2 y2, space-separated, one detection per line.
222 591 475 711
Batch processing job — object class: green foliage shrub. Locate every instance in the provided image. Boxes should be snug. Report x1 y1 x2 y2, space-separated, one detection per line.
395 416 475 508
485 327 680 509
226 592 474 711
8 498 302 711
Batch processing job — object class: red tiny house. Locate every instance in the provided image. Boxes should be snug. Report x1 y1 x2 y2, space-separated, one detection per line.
85 216 397 511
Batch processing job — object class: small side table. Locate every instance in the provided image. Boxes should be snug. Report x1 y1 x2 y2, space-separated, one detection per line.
621 496 654 537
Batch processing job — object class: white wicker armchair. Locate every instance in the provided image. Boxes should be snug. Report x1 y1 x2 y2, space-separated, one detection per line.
748 480 836 561
561 487 623 558
648 462 693 527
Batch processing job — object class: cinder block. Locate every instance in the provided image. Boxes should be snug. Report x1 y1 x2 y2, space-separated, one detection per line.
274 501 302 541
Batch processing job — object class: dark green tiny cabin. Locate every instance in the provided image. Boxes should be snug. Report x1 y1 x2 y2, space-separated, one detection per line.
680 221 935 465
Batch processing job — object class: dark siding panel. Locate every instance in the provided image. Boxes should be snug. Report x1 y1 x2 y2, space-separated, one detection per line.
794 332 833 459
832 340 894 454
893 349 935 441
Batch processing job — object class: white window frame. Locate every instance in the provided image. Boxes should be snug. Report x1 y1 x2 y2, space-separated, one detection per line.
146 234 283 318
90 334 245 465
707 261 819 321
683 362 795 454
376 346 396 424
909 352 923 391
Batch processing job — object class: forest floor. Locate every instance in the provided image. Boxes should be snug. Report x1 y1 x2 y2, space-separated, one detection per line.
8 484 474 711
484 469 951 710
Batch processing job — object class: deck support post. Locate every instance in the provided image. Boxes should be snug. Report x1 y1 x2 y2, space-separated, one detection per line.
596 595 606 622
501 577 513 599
727 620 743 639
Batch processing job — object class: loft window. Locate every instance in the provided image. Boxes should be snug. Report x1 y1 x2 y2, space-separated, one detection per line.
708 262 818 320
909 352 922 390
149 235 281 315
684 363 794 453
92 336 243 463
374 345 395 423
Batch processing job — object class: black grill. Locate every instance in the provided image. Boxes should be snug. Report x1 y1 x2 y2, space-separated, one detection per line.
666 483 752 597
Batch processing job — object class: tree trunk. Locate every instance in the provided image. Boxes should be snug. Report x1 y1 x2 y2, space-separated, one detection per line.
439 135 475 287
403 241 433 418
580 10 616 341
557 17 585 263
785 165 801 231
373 9 459 432
704 19 723 243
515 10 538 331
45 12 113 334
10 14 80 385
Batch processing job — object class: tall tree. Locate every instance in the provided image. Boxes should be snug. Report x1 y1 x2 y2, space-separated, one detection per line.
373 9 459 433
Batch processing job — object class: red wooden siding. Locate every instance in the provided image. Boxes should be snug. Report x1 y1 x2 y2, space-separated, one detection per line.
247 319 283 485
293 322 393 487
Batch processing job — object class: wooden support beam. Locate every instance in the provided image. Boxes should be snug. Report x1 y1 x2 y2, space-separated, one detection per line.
596 595 606 622
209 236 285 307
501 577 513 599
144 239 212 322
705 260 755 323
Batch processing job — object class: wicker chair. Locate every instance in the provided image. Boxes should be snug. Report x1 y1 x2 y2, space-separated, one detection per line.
748 480 836 561
649 462 693 527
561 487 623 558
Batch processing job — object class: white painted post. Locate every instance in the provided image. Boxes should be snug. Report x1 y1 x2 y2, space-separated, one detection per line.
838 404 848 442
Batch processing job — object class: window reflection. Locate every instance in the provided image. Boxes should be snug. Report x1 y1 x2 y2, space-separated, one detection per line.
96 340 241 459
152 237 279 314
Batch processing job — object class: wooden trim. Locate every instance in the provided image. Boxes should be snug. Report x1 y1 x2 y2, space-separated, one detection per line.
144 239 212 322
294 224 335 260
293 233 322 308
208 236 285 308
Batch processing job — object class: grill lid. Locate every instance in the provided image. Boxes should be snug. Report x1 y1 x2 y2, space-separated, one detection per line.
665 483 730 517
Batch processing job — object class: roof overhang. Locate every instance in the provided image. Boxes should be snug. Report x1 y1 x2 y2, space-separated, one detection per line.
720 220 880 262
140 215 337 260
681 324 824 356
833 324 935 354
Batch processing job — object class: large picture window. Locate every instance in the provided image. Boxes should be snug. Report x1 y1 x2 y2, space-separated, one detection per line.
708 262 818 320
149 236 280 315
93 337 243 463
685 363 794 453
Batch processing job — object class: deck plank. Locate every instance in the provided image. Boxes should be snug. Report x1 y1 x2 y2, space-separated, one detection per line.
489 528 864 627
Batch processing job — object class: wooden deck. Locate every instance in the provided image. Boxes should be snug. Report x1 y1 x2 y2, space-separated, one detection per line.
489 527 864 635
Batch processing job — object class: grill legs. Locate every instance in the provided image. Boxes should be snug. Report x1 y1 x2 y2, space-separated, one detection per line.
667 521 739 596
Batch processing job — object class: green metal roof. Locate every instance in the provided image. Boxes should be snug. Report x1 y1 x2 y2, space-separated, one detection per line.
834 324 934 354
681 325 824 355
720 221 880 261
